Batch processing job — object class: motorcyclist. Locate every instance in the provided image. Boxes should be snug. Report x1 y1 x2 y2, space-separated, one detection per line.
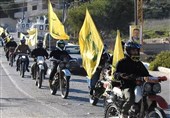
5 36 17 61
114 41 150 118
89 44 111 97
31 40 49 79
49 40 72 91
15 37 31 72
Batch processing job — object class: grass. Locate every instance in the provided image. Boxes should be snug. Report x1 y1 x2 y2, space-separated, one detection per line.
143 19 170 39
144 19 170 31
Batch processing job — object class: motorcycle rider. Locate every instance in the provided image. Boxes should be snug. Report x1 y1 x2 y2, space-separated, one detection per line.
89 44 110 98
31 40 49 79
5 36 17 61
114 41 150 118
49 40 71 91
15 37 31 72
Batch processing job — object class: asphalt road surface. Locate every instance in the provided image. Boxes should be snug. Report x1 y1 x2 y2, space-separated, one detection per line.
0 45 170 118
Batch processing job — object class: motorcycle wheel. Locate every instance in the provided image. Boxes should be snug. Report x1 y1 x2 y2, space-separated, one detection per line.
60 76 70 99
103 96 107 108
38 70 44 88
147 107 167 118
104 103 119 118
9 55 13 67
20 63 25 78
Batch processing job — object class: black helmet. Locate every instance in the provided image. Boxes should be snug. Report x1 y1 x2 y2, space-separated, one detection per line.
125 41 141 61
20 37 26 44
37 40 43 48
56 40 65 50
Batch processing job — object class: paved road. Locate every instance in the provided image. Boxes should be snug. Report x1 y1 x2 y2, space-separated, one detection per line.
0 45 170 118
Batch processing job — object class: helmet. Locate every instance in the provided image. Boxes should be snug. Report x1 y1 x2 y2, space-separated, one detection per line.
20 37 26 44
37 40 43 48
56 40 65 50
9 35 14 41
124 41 141 61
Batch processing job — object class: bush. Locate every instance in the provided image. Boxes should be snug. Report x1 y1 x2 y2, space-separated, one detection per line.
149 51 170 71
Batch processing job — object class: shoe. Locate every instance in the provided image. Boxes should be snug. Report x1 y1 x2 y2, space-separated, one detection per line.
26 68 30 72
120 114 128 118
16 67 19 71
31 73 36 80
50 89 53 94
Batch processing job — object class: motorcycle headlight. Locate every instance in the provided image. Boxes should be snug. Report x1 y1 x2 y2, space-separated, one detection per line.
65 63 70 68
153 83 161 93
22 56 26 58
143 83 152 93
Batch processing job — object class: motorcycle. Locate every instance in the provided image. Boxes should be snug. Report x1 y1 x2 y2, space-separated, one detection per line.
18 53 29 78
33 56 46 88
104 76 168 118
47 56 75 99
8 47 15 67
87 65 113 106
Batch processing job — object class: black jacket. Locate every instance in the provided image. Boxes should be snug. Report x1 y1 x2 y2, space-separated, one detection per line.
31 48 48 58
114 55 150 89
6 41 17 48
50 48 71 61
99 52 110 66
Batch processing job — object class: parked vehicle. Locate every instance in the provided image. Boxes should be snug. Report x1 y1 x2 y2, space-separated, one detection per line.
8 47 15 67
64 44 84 74
34 56 46 88
18 53 29 78
48 56 76 99
104 76 168 118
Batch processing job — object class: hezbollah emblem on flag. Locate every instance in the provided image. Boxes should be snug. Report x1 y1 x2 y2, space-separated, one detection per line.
79 9 104 79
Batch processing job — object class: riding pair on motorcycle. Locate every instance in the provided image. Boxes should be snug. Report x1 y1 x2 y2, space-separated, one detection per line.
15 37 31 78
5 36 17 66
87 44 112 105
104 41 168 118
31 40 48 88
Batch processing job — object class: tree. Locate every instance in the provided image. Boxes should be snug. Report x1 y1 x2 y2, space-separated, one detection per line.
66 0 134 39
144 0 170 19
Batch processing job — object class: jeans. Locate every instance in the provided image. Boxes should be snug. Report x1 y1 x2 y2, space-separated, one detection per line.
49 63 58 81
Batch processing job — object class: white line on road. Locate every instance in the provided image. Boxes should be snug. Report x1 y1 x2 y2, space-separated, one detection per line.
0 59 67 116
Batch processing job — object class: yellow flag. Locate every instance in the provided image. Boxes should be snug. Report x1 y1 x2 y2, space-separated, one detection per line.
79 9 104 79
27 28 37 46
0 27 4 35
112 30 124 73
20 32 27 40
48 0 69 40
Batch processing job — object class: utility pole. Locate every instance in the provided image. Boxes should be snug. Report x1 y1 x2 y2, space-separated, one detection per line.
134 0 138 25
62 0 66 23
22 0 25 21
134 0 143 44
